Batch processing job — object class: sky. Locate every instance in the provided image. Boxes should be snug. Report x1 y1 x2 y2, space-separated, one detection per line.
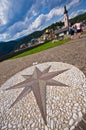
0 0 86 41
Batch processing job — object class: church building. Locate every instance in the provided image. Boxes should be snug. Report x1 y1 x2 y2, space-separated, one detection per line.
64 5 69 27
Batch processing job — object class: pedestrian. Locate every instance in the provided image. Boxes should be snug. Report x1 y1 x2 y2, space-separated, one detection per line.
69 23 74 39
74 20 83 38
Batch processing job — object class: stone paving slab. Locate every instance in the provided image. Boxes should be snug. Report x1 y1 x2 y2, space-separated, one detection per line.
0 35 86 87
0 62 86 130
0 35 86 130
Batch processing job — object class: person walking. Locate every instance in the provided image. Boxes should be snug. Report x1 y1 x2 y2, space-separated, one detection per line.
69 23 74 39
74 20 83 38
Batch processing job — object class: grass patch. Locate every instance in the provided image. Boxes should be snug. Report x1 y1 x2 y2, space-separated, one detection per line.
83 30 86 34
11 38 71 59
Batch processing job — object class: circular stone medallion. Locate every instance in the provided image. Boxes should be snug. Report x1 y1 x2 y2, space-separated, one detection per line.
0 62 86 130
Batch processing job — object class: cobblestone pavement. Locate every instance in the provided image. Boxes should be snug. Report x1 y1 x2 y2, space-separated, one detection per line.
0 35 86 130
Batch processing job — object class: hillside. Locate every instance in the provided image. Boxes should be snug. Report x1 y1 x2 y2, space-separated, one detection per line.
0 12 86 58
69 12 86 24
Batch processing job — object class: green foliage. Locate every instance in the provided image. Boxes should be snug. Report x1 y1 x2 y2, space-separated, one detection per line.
11 38 71 59
44 21 64 30
0 40 18 57
69 13 86 24
17 30 44 45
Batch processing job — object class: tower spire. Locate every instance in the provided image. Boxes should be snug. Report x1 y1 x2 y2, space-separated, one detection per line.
64 5 68 14
64 5 69 27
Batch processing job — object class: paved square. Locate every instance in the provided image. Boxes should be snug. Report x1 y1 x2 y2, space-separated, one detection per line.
0 62 86 130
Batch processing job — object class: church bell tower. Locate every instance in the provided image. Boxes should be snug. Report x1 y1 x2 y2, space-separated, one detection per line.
64 5 69 27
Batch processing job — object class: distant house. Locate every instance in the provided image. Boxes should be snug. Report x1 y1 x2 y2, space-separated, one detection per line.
30 38 38 44
55 27 69 35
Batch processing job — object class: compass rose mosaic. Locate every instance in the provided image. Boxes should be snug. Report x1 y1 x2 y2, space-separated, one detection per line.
5 65 69 124
0 62 86 130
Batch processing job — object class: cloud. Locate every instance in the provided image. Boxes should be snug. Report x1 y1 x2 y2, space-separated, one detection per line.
9 7 64 40
69 9 86 19
0 0 11 26
67 0 80 9
0 5 64 41
0 0 34 30
0 33 9 41
46 7 63 21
